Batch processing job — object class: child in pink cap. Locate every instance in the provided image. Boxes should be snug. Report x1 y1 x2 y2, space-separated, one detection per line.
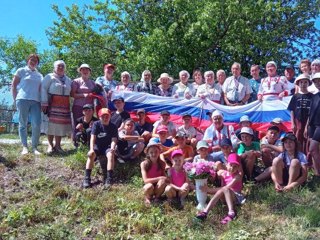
196 153 244 224
165 149 190 208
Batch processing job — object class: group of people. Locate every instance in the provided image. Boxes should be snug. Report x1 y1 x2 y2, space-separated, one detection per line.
11 53 320 225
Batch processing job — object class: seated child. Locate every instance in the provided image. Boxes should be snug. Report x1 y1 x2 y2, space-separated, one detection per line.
260 125 283 167
177 113 197 148
271 133 308 192
196 153 244 224
74 104 98 147
150 125 174 152
82 108 118 189
165 149 190 207
160 131 194 166
110 97 130 130
152 110 177 139
141 140 168 205
117 118 145 162
235 115 259 142
194 140 223 171
237 127 261 180
134 108 153 144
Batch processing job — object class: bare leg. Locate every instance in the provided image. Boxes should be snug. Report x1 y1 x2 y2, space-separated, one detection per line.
309 140 320 176
154 179 167 198
255 167 272 182
287 159 301 185
271 157 284 191
203 188 224 213
242 152 256 179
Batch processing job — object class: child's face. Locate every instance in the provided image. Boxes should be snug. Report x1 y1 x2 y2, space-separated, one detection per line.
158 131 167 139
298 79 309 90
113 100 124 110
148 146 160 160
240 121 251 128
172 155 184 167
176 137 186 146
197 147 208 156
161 114 170 122
182 117 191 125
124 121 134 132
241 133 253 146
266 130 279 143
283 139 296 152
99 114 110 124
221 145 232 155
313 79 320 90
227 163 239 174
83 108 93 117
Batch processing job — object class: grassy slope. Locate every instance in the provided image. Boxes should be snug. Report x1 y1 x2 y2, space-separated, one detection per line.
0 142 320 240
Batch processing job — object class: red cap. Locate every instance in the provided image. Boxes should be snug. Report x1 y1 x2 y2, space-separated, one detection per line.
227 153 240 166
98 108 111 117
156 125 168 133
171 149 183 159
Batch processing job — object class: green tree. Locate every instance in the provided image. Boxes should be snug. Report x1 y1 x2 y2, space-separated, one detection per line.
47 0 320 79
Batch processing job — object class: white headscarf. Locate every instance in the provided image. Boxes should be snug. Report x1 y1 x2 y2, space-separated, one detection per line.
54 60 66 72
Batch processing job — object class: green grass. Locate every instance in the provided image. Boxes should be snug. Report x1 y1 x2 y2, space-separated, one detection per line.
0 142 320 239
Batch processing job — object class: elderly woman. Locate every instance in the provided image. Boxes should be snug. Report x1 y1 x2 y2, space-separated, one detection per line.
257 61 290 101
216 69 226 87
41 60 72 154
191 69 203 95
115 71 135 91
155 73 174 97
223 62 252 106
71 64 95 126
196 71 223 103
11 54 43 155
309 59 320 94
95 63 118 100
172 70 194 99
134 70 158 94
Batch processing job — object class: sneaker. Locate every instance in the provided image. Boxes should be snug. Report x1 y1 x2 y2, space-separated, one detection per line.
21 147 29 155
82 177 92 188
32 148 41 156
196 211 208 220
104 178 113 190
47 145 54 154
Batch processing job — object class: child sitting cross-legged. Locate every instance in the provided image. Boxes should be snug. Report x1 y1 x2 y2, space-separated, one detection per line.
165 149 190 208
196 153 244 225
194 140 224 171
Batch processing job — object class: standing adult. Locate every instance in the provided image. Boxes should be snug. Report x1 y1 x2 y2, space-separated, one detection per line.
308 59 320 94
191 69 203 96
248 65 261 102
95 63 118 100
257 61 290 101
71 64 95 131
11 54 43 155
115 71 135 91
196 71 223 103
284 65 296 95
223 62 252 106
172 70 194 99
41 60 72 154
155 73 174 97
135 70 158 94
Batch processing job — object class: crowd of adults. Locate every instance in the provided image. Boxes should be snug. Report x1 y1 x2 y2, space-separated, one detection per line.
11 54 320 199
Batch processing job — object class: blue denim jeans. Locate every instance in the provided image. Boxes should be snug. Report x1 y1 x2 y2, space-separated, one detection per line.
16 99 41 148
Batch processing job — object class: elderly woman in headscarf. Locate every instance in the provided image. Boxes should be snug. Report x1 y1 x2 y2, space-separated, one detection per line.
257 61 290 101
155 73 174 97
172 70 194 99
134 70 158 94
115 71 135 91
41 60 72 154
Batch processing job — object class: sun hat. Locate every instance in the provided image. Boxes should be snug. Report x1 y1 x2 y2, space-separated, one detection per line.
271 118 283 124
156 125 168 133
219 138 232 147
83 104 94 110
239 115 251 123
171 149 184 159
157 73 173 84
98 108 111 117
240 127 254 136
312 72 320 81
196 140 209 150
77 63 92 72
294 74 311 86
266 61 277 69
227 153 240 166
144 140 161 153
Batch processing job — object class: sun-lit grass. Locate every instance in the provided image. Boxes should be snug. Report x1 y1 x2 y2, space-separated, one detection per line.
1 142 320 239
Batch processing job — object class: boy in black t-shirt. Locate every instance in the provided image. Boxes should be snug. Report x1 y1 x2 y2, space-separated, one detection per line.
110 97 130 129
134 108 153 144
288 74 312 154
74 104 98 147
83 108 118 189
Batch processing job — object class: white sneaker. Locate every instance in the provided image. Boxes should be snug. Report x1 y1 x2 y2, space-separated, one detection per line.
21 147 29 155
32 149 41 155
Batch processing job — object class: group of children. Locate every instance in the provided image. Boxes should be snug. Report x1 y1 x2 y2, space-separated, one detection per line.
79 72 320 225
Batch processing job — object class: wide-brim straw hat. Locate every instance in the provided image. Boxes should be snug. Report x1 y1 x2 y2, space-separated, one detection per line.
157 73 173 84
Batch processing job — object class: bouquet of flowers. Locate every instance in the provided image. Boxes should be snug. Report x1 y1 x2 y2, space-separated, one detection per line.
183 161 216 179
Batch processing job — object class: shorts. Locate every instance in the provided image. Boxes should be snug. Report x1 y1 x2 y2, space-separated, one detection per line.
94 148 112 157
308 126 320 142
233 191 246 205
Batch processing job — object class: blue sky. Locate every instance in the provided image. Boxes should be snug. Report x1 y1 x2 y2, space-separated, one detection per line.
0 0 93 50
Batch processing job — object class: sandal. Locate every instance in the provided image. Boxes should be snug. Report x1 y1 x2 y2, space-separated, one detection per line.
220 212 236 225
196 211 207 220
